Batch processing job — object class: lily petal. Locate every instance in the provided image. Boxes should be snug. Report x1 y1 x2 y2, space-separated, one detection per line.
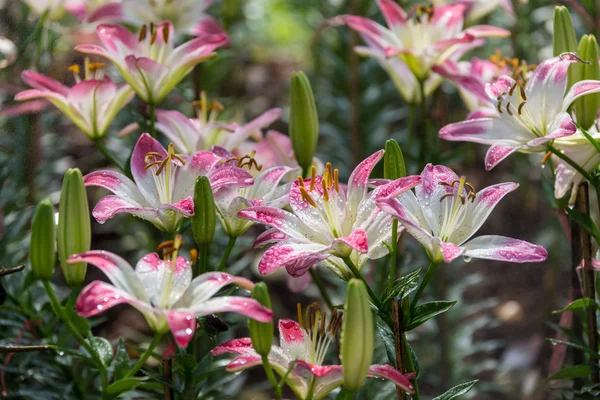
368 364 414 393
188 296 273 322
76 281 154 319
462 235 548 262
257 242 330 276
485 145 520 170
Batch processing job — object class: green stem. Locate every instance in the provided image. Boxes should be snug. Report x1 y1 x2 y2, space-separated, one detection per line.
306 376 317 400
125 333 163 378
261 355 282 399
410 261 438 312
388 219 399 292
94 139 127 175
149 103 156 138
406 103 417 154
342 257 381 309
309 269 334 309
218 236 237 271
336 389 356 400
547 144 594 183
197 244 209 276
43 281 108 390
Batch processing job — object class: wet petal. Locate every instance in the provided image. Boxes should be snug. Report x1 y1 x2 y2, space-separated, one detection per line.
189 296 273 322
485 145 520 170
462 235 548 263
164 309 196 348
135 253 191 307
258 242 330 276
76 281 155 321
368 364 414 393
174 271 255 307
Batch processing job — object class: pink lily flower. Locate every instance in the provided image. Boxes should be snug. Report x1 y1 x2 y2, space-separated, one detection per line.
15 65 135 140
155 102 282 154
71 249 272 348
87 0 226 38
213 151 299 237
377 164 548 264
433 56 507 113
212 312 414 399
75 22 227 104
433 0 514 22
553 127 600 205
439 53 600 170
21 0 87 19
84 133 253 232
237 151 421 280
341 0 509 83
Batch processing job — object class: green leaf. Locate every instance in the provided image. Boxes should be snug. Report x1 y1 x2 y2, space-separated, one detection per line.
547 338 600 357
408 342 419 378
113 338 130 381
567 208 600 246
553 298 600 314
377 323 397 366
407 301 457 331
175 353 197 372
105 377 149 395
546 365 594 381
84 337 112 367
432 380 479 400
381 269 421 311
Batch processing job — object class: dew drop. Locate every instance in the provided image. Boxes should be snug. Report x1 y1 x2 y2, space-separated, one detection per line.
185 328 193 335
463 256 472 263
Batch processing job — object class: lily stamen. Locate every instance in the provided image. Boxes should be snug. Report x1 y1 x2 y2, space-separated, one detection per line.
299 185 317 207
297 302 343 366
310 166 317 190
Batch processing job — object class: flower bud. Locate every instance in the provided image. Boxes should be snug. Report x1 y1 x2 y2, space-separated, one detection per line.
30 199 56 281
384 139 406 180
191 176 216 246
553 6 580 90
341 279 374 391
290 71 319 177
57 168 91 287
574 35 600 130
248 282 273 357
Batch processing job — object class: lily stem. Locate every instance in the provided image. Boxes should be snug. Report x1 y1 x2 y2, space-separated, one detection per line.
388 220 399 292
391 298 407 400
403 334 420 400
309 269 334 309
149 103 156 138
261 355 282 399
218 236 237 271
125 333 163 378
342 257 381 309
410 261 438 312
94 139 127 175
547 144 594 183
42 281 108 390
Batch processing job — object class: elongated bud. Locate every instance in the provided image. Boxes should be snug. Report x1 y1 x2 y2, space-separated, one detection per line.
384 140 406 180
341 279 374 391
191 176 216 246
574 35 600 130
30 199 56 281
290 71 319 177
57 168 91 287
553 6 580 91
248 282 273 357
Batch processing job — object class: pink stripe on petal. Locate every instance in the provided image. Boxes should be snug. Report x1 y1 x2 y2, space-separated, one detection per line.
377 0 408 28
164 197 194 217
374 175 421 200
96 24 138 54
278 319 306 345
334 229 369 253
295 360 342 377
91 195 155 224
74 44 109 58
164 309 196 348
563 80 600 109
254 228 288 248
368 364 414 393
440 241 464 263
476 182 519 206
76 281 149 317
191 296 273 322
209 167 254 189
211 337 254 356
21 71 69 96
486 75 516 98
84 170 140 198
257 242 328 275
463 235 548 263
439 118 495 142
225 355 263 372
485 145 519 170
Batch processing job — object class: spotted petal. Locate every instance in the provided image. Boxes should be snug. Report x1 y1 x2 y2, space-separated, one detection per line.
462 235 548 263
76 281 155 322
257 242 330 276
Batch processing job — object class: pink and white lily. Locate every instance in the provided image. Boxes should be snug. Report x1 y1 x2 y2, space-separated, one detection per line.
238 151 421 280
212 318 414 400
213 156 298 237
553 126 600 205
155 104 282 154
87 0 225 38
84 133 253 232
15 68 134 140
71 250 272 348
439 53 600 170
341 0 509 84
377 164 548 264
75 22 227 104
433 0 514 22
433 56 507 113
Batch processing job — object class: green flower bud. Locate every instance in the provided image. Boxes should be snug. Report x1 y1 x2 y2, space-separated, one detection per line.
248 282 273 357
574 35 600 130
341 279 374 391
290 71 319 177
384 139 406 180
553 6 580 90
191 176 216 246
30 199 56 281
57 168 91 287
